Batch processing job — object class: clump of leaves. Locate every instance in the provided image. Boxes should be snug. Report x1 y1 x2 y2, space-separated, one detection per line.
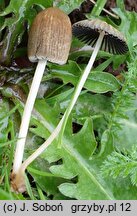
1 0 137 200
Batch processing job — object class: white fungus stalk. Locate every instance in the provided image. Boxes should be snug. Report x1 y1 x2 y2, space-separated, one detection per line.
13 59 47 174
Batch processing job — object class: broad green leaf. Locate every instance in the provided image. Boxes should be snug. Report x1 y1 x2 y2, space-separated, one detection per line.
50 61 121 93
86 72 120 93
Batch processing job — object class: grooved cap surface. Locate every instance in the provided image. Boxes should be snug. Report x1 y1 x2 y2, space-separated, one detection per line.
28 7 72 65
72 19 128 55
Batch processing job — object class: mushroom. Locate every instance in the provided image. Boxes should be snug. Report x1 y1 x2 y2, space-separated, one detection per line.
58 18 129 140
11 18 128 193
11 7 72 192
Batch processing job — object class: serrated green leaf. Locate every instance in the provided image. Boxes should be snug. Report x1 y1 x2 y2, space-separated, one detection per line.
28 158 65 197
27 100 115 199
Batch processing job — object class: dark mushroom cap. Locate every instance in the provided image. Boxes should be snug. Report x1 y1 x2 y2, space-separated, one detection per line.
72 19 128 55
28 7 72 65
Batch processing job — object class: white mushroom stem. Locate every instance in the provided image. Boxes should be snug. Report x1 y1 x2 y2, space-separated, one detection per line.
59 32 105 146
19 31 105 173
12 59 47 174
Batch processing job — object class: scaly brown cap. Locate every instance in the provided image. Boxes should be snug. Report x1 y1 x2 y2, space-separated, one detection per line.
72 19 128 55
28 7 72 65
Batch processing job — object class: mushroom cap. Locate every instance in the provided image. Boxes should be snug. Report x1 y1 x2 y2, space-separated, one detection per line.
72 19 128 55
28 7 72 65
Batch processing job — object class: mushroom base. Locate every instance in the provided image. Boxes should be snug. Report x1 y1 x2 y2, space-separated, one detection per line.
10 170 26 193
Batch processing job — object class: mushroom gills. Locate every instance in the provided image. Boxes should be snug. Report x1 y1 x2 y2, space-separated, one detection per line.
72 19 129 55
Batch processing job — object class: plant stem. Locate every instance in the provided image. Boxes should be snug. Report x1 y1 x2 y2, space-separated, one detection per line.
91 0 107 16
12 59 47 174
89 0 118 19
19 31 105 172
